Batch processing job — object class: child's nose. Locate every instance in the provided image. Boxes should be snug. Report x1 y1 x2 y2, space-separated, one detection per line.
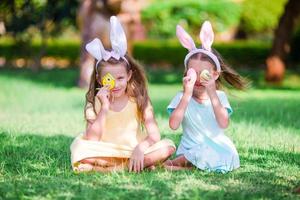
114 80 121 88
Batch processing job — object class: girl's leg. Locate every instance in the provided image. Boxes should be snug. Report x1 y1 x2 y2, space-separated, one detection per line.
75 163 94 172
165 155 191 166
76 157 128 172
75 145 175 172
143 146 176 168
163 165 193 171
76 163 127 173
163 155 193 171
81 157 125 167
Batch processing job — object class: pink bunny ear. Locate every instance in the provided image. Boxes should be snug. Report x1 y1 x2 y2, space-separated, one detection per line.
199 21 214 51
176 25 196 51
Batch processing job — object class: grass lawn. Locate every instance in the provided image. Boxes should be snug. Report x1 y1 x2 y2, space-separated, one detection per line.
0 68 299 199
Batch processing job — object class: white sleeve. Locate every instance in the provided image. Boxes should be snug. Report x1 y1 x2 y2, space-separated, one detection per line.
217 91 233 116
167 92 183 115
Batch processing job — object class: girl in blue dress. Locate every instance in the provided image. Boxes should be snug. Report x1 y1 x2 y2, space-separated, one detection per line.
164 21 248 173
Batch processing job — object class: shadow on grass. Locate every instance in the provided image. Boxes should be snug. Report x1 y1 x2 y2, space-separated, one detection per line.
0 132 174 199
239 147 300 168
0 132 73 175
188 171 299 200
0 132 299 199
231 96 300 131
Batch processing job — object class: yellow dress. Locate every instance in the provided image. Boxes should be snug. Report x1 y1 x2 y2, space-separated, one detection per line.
70 97 175 170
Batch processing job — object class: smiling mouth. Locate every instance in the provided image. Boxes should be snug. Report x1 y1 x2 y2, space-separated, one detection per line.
112 88 121 92
194 82 203 87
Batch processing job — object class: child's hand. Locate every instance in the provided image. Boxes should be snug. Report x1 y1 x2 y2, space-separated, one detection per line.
183 68 197 97
200 73 216 94
129 145 145 173
96 85 110 110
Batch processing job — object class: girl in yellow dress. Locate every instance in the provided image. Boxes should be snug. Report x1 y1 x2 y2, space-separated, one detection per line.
70 16 175 173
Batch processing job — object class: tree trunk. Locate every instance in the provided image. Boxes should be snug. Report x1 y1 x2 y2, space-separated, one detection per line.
31 34 48 72
266 0 300 83
77 0 122 88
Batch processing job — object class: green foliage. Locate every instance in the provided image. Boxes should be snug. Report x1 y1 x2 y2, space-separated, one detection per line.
141 0 241 39
0 68 300 199
0 39 80 61
240 0 287 34
133 40 271 67
0 0 79 41
0 39 272 68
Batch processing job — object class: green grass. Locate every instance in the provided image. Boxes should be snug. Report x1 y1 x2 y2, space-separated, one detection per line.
0 68 299 199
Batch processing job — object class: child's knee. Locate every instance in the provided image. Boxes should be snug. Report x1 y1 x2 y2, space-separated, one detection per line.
168 146 176 155
160 146 176 158
81 158 96 164
160 146 175 157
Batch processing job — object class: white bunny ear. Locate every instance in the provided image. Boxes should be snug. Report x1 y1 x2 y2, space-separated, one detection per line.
176 25 196 51
199 21 214 51
85 38 105 61
110 16 127 58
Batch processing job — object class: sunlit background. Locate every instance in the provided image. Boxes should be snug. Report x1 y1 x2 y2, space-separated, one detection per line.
0 0 299 199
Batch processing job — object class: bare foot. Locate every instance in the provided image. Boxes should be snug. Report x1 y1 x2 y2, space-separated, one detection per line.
163 160 173 166
163 160 193 171
145 165 156 171
74 163 94 172
164 164 193 171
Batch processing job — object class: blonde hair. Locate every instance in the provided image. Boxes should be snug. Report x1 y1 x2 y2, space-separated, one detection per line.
84 54 150 123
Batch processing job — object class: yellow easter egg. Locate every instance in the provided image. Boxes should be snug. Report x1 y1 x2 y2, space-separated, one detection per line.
200 69 211 81
101 73 115 90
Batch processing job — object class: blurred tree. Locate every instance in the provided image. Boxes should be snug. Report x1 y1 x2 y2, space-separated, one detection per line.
141 0 241 40
0 0 79 70
266 0 300 83
77 0 121 88
238 0 287 39
77 0 148 88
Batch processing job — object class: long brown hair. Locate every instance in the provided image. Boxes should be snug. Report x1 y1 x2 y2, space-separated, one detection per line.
187 48 249 90
84 54 150 123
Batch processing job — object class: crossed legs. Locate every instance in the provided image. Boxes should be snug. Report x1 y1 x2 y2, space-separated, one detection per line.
75 145 176 173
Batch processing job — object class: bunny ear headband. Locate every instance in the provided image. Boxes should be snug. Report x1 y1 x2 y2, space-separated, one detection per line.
85 16 129 72
176 21 221 72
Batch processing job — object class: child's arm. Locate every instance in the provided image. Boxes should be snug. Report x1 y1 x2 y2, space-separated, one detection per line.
137 102 161 151
85 107 109 141
169 70 196 130
85 86 110 141
169 93 191 130
207 90 229 128
143 102 161 144
129 101 160 172
203 78 229 129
